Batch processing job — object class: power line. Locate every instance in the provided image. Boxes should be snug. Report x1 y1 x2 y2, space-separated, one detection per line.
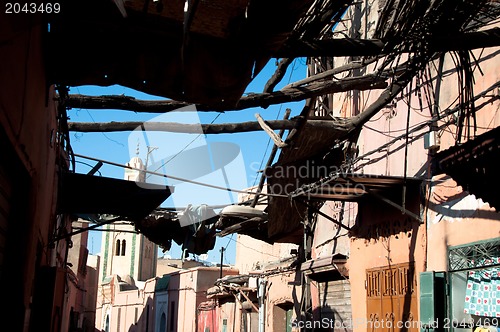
292 80 500 197
228 236 281 259
73 153 289 199
148 113 222 177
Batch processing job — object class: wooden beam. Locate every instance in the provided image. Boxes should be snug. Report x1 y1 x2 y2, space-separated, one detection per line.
275 27 500 57
255 113 287 148
285 57 378 89
65 74 388 113
263 58 293 93
68 118 352 134
235 288 259 312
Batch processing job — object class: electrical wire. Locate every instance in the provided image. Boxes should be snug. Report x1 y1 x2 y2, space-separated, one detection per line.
148 113 222 177
292 80 500 197
73 87 125 147
224 234 234 250
72 153 289 199
364 94 462 137
363 125 399 138
75 160 102 176
228 237 281 259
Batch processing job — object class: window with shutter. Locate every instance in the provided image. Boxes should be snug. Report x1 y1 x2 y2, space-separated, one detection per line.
419 271 446 332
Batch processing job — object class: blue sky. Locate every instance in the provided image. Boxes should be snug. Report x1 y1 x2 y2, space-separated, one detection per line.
69 58 307 264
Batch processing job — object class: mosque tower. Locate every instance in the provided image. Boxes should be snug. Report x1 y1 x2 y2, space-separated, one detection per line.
98 147 158 283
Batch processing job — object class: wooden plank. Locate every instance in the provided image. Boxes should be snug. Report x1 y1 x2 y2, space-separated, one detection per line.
324 280 350 287
324 292 351 299
68 118 349 134
237 290 259 312
318 280 352 322
322 299 352 306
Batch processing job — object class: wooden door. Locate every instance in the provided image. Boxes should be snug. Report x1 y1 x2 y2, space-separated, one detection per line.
366 263 417 332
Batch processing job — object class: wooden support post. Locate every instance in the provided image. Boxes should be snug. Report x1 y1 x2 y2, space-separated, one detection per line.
237 289 259 312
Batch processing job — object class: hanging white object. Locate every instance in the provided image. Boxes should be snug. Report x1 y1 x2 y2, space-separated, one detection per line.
220 205 267 218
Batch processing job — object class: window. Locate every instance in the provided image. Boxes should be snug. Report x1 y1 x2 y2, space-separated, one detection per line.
448 239 500 325
169 301 176 331
115 239 121 256
222 318 227 332
115 239 126 256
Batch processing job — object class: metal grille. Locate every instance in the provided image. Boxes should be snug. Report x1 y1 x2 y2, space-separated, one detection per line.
448 239 500 271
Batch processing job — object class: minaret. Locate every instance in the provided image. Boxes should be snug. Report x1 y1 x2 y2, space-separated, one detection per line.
98 147 158 283
124 142 145 182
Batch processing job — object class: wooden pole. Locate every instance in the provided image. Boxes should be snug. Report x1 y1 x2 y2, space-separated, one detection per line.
219 247 225 279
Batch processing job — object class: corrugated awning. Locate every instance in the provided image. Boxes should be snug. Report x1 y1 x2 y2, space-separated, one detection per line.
58 172 173 221
301 254 349 282
267 173 423 243
433 126 500 211
298 174 422 201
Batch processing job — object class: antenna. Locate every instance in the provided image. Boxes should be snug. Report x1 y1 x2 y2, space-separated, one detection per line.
145 146 158 169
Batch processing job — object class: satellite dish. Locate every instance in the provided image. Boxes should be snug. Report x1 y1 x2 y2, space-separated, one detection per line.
199 254 208 261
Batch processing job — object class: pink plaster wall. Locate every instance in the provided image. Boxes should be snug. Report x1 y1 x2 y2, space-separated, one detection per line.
95 275 157 332
235 234 298 274
321 15 500 331
265 272 300 332
426 175 500 272
312 201 357 259
345 193 426 332
96 267 239 332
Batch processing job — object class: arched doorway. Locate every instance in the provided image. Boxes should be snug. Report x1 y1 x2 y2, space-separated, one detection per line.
159 312 166 332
